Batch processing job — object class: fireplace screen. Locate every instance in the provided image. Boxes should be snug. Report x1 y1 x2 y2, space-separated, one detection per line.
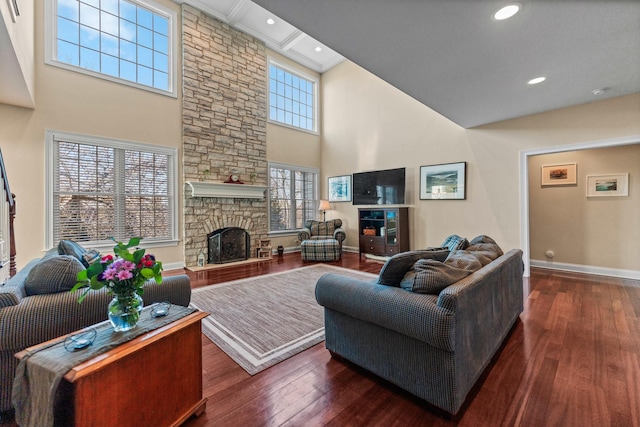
207 227 250 264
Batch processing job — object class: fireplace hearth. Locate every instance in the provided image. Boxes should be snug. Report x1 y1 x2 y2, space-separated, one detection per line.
207 227 250 264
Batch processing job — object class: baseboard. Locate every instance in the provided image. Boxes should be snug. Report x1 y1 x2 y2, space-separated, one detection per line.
530 259 640 280
163 261 185 271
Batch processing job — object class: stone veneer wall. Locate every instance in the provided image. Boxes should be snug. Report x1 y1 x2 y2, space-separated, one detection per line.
182 5 268 267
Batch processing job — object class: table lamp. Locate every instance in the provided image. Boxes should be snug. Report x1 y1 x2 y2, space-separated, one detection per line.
318 199 331 221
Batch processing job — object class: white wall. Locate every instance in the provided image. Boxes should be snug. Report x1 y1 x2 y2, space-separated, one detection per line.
321 61 640 272
0 0 183 268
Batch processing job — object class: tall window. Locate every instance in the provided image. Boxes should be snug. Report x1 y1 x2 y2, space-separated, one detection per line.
268 60 317 133
269 163 318 232
46 130 177 248
45 0 177 96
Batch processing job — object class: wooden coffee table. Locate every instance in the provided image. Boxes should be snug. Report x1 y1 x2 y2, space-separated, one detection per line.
16 310 208 426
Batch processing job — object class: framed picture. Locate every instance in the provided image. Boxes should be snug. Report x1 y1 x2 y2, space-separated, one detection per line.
541 163 577 186
328 175 352 202
586 173 629 197
420 162 466 200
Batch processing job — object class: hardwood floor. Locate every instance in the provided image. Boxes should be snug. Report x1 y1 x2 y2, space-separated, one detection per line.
3 252 639 426
178 253 640 427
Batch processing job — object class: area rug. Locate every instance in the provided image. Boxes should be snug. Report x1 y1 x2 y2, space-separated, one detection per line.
189 265 377 375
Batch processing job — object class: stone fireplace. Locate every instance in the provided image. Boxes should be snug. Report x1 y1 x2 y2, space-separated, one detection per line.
181 5 269 267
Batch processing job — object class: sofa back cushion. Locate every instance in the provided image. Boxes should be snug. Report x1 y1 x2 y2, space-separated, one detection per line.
377 248 450 287
306 219 343 236
24 255 85 296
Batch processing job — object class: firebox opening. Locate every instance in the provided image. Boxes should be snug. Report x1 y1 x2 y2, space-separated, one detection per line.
207 227 250 264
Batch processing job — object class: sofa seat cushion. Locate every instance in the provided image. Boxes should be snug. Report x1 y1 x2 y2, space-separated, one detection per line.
23 255 85 296
301 239 341 261
377 248 449 287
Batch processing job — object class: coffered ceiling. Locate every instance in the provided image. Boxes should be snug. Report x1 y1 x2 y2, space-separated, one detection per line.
174 0 345 73
183 0 640 128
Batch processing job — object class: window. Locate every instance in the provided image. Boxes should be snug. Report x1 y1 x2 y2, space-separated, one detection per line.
269 163 318 232
268 60 317 133
45 0 177 96
46 130 177 248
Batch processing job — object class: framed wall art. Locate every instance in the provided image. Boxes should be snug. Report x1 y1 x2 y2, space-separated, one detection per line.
586 173 629 197
328 175 352 202
541 163 577 186
420 162 466 200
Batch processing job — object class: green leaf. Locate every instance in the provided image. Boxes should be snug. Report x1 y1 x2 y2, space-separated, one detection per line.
89 276 106 290
76 288 90 303
132 248 145 263
86 261 105 278
140 267 154 279
69 281 87 293
126 237 142 248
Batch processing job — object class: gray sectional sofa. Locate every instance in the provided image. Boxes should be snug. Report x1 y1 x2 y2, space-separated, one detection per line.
0 246 192 414
315 236 524 415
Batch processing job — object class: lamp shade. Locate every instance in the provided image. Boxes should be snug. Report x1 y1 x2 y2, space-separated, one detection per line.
318 200 331 211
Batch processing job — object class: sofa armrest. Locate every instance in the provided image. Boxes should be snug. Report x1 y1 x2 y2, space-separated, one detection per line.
333 227 346 243
0 275 191 352
316 273 455 351
298 227 311 242
141 274 191 307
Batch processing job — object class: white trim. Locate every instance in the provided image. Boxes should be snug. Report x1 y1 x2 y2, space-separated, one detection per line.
531 259 640 281
185 181 267 199
45 129 179 248
44 0 178 98
268 161 319 232
519 134 640 278
267 56 319 135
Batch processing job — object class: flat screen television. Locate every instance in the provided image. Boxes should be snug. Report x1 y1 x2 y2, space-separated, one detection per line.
352 167 406 205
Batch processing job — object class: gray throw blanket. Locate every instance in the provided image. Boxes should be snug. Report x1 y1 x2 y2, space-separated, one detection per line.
12 304 196 427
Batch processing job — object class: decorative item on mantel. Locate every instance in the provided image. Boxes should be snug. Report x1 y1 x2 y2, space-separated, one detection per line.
224 169 244 184
71 237 163 332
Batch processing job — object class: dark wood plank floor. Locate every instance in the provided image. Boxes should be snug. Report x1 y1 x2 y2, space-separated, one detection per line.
3 252 639 426
181 253 640 427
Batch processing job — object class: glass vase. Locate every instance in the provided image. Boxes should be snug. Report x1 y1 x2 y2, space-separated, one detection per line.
108 293 144 332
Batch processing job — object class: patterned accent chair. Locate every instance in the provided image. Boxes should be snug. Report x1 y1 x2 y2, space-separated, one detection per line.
0 249 192 414
298 219 346 261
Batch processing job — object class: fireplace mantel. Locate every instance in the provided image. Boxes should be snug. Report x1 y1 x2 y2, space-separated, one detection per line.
185 181 267 199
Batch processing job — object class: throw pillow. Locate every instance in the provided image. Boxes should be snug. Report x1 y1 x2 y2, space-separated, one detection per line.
57 240 87 264
82 249 102 267
441 234 469 252
24 255 86 296
465 242 504 266
377 248 450 287
469 235 498 246
401 258 476 294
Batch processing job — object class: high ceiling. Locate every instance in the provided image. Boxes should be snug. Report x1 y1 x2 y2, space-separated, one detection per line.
186 0 640 128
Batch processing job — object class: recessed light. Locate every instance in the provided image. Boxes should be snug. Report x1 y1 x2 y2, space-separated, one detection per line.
315 46 322 52
592 88 607 95
528 77 546 85
494 3 521 20
266 18 275 25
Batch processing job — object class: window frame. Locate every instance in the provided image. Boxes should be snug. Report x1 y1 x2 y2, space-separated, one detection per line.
44 0 178 98
45 129 179 251
268 162 319 235
267 58 319 134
